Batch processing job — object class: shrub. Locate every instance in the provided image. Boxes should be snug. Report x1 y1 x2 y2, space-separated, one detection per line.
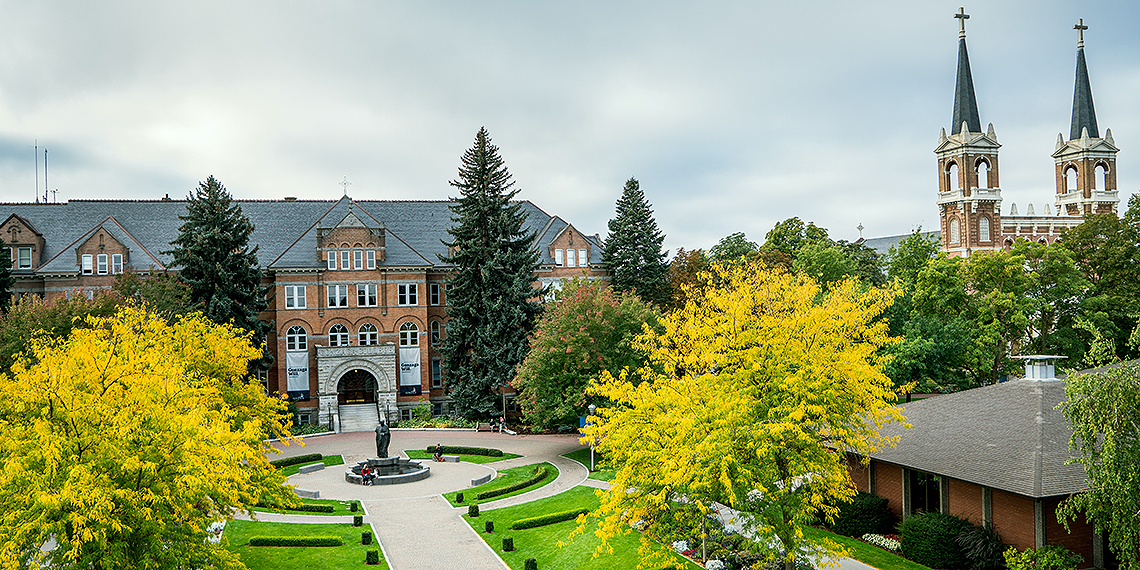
485 520 494 533
366 549 379 565
362 531 372 545
353 515 363 527
862 533 901 552
1004 545 1083 570
898 512 970 569
248 536 342 547
832 492 894 537
957 524 1005 570
456 492 464 503
269 453 323 468
525 558 537 570
468 504 480 517
254 502 334 513
350 501 359 512
424 445 504 457
510 508 590 530
502 536 514 552
477 467 549 500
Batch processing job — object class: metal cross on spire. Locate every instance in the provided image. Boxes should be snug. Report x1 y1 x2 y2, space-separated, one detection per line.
1074 18 1088 49
340 176 351 197
954 7 970 39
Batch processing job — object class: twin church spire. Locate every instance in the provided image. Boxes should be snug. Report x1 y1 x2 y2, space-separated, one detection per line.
951 7 982 135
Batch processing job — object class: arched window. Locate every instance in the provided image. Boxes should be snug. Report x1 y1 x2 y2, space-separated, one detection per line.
976 159 990 189
430 320 442 346
947 162 960 192
286 326 307 351
1065 166 1078 193
979 216 991 242
399 322 419 347
1096 163 1109 191
359 323 378 346
329 324 349 347
949 218 960 244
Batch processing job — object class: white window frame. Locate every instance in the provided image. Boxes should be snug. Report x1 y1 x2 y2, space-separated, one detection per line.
111 254 123 274
327 250 337 270
399 322 418 347
398 283 418 306
366 250 376 269
81 254 93 275
431 357 443 389
17 247 31 269
328 284 348 307
286 325 307 351
578 249 587 267
340 250 350 270
554 249 563 266
429 283 441 306
354 250 363 270
285 285 307 309
329 324 349 347
359 323 378 346
979 216 991 242
96 254 108 275
566 248 575 268
357 283 378 307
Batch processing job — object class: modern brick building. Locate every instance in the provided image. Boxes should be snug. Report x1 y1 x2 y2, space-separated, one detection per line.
0 195 606 429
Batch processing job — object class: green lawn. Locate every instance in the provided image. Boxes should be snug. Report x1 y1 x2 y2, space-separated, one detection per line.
562 448 615 482
404 449 522 464
803 526 932 570
444 462 558 506
463 486 700 570
251 497 359 517
278 455 345 477
224 520 388 570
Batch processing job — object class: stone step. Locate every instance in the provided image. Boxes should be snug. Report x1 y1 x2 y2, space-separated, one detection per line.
338 403 380 433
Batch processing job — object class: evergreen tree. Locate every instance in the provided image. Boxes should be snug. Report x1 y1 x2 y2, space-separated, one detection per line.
440 128 544 419
601 178 669 306
164 176 270 362
0 238 13 311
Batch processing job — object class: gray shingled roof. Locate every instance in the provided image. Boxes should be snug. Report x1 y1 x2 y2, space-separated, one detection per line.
870 379 1086 498
38 216 167 274
1070 47 1099 140
952 38 982 133
860 231 940 257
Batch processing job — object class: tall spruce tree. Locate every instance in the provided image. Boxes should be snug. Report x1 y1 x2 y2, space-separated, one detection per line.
601 178 669 306
440 128 544 418
165 176 270 361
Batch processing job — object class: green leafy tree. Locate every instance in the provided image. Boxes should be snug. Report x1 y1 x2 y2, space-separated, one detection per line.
1012 241 1089 359
1058 362 1140 570
114 269 196 323
0 239 13 311
709 232 759 266
164 176 270 360
440 128 544 418
512 278 657 428
601 178 669 307
0 292 120 375
884 229 940 289
664 248 710 312
792 242 858 290
838 240 886 287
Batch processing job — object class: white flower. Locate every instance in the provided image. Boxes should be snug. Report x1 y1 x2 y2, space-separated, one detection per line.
705 560 725 570
672 540 689 553
861 533 901 552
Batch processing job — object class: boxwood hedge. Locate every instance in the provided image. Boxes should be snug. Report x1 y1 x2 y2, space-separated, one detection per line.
424 445 503 457
510 508 590 530
269 453 323 468
476 467 549 500
832 492 894 537
248 535 342 547
899 511 970 569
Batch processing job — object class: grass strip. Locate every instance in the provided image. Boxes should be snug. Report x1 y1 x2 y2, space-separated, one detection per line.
478 466 549 500
278 455 345 477
802 526 933 570
225 520 389 570
404 450 521 464
562 448 615 482
425 445 504 456
444 462 557 506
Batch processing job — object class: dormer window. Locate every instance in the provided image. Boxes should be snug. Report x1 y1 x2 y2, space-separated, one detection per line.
555 249 563 266
97 254 108 275
566 248 576 268
16 247 31 269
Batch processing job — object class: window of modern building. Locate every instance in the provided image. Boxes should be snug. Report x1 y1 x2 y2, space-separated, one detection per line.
566 248 575 268
286 325 307 351
328 284 348 307
399 321 418 347
359 323 378 345
430 320 441 346
17 247 31 269
366 250 376 269
429 283 441 305
285 285 306 309
327 251 337 270
354 250 363 270
398 283 418 306
329 324 349 346
96 254 108 275
111 254 123 274
578 249 587 267
81 254 93 275
340 250 350 270
431 357 442 389
357 283 378 307
554 249 563 266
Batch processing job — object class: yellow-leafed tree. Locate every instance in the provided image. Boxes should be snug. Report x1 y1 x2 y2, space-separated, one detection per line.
0 306 296 570
579 262 906 569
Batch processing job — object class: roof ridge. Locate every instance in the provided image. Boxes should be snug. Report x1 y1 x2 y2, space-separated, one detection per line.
104 216 166 269
382 226 434 266
268 200 342 267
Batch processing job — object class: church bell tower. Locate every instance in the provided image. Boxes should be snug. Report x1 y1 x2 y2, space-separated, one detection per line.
935 8 1002 257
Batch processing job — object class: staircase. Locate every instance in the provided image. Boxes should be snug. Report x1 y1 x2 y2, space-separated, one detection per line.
338 403 380 433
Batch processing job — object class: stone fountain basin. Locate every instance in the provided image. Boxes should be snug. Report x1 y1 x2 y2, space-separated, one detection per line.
345 456 430 485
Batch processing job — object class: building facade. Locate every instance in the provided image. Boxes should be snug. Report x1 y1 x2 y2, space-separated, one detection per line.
0 195 606 428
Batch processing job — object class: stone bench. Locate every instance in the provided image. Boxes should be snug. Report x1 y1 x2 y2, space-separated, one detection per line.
298 463 325 474
476 422 492 432
471 473 493 486
440 455 460 463
294 488 320 499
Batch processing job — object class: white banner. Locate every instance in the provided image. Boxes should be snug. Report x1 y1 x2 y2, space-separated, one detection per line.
286 351 309 392
399 347 421 388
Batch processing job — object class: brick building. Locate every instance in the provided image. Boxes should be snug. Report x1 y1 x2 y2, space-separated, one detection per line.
0 195 606 429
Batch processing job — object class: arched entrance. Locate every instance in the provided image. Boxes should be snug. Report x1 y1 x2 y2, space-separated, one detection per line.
337 368 378 405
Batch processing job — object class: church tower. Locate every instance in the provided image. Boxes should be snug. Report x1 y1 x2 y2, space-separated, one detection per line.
935 8 1002 257
1053 19 1120 217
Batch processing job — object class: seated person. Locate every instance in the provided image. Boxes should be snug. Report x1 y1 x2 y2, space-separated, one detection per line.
433 443 443 462
361 465 373 485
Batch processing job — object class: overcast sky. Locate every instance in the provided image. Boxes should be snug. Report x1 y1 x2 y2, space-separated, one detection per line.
1 1 1138 253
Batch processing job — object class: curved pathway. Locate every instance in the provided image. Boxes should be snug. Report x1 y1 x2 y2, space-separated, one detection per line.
268 430 588 570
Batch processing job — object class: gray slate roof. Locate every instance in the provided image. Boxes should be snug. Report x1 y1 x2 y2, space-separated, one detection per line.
1070 47 1099 139
952 38 983 133
0 198 579 276
860 231 940 257
870 379 1086 498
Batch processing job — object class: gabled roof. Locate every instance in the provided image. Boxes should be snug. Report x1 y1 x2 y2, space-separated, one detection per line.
860 231 941 257
38 216 165 274
869 379 1085 498
952 38 983 134
535 216 604 266
0 213 43 237
1070 47 1099 140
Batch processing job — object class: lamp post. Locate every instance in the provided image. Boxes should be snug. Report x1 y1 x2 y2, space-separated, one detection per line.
587 404 596 472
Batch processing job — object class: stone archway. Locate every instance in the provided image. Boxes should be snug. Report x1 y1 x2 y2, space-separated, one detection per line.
316 344 398 426
337 368 377 405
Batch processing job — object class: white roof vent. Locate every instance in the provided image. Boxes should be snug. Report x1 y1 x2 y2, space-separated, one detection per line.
1012 355 1067 381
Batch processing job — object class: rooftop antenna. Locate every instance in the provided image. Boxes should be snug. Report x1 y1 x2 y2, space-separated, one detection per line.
29 139 38 203
44 148 49 204
51 189 58 203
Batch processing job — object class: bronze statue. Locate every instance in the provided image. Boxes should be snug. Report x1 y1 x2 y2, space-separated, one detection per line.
375 420 390 458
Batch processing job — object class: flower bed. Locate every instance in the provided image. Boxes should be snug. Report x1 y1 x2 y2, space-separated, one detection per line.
862 533 902 553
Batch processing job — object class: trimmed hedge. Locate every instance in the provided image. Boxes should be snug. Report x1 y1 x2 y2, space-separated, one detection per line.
524 558 537 570
899 511 970 569
254 502 335 514
269 453 323 468
353 515 363 527
468 504 480 517
425 445 503 457
249 535 342 547
832 492 893 537
476 467 549 500
510 508 590 530
456 492 464 503
366 549 380 565
362 531 373 545
502 537 514 552
485 520 495 533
